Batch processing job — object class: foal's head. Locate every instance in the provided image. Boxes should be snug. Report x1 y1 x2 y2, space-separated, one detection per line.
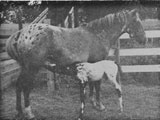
76 63 88 83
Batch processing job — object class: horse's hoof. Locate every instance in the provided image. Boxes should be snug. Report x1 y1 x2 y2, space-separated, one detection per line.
118 108 123 113
90 98 97 107
23 117 37 120
96 106 105 111
99 106 106 111
29 117 37 120
99 103 105 111
77 117 85 120
94 102 105 111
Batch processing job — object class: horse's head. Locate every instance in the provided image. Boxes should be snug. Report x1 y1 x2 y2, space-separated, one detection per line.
125 9 146 44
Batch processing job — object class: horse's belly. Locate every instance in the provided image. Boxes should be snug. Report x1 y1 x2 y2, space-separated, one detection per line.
88 70 104 81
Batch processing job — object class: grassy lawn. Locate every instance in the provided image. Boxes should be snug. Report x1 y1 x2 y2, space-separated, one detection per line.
1 79 160 120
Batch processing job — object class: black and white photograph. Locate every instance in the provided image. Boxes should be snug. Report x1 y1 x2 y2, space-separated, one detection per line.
0 0 160 120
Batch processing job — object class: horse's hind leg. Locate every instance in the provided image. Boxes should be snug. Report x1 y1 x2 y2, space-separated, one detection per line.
23 84 35 119
23 68 38 119
115 82 123 112
15 73 23 119
109 76 123 112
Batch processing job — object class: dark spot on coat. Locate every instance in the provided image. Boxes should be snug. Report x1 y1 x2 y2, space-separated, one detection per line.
38 26 43 30
36 34 39 37
28 30 31 34
31 41 34 44
13 42 18 52
15 31 21 41
29 37 32 40
25 36 28 39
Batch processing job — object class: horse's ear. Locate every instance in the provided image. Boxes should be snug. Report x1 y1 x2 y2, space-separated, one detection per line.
130 9 138 17
130 9 140 21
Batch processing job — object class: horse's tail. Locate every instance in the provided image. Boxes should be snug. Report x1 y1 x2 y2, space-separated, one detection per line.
6 31 21 62
115 61 123 85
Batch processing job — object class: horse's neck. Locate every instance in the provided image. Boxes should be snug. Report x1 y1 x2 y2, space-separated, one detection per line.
86 14 126 47
98 22 125 47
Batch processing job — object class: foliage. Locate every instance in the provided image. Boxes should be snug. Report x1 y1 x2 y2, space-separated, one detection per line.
0 1 45 24
1 1 159 24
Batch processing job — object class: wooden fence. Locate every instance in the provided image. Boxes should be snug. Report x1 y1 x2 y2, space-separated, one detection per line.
109 30 160 73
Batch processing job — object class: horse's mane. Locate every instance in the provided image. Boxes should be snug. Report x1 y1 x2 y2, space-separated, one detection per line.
85 10 129 33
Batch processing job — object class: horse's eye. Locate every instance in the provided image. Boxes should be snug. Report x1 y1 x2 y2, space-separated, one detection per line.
130 33 134 38
67 67 69 70
126 28 130 32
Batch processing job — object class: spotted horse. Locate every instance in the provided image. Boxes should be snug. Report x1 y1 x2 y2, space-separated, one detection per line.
76 60 123 116
6 9 146 120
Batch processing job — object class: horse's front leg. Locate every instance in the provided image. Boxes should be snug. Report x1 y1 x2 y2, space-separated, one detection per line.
95 80 105 111
88 81 96 107
78 80 87 120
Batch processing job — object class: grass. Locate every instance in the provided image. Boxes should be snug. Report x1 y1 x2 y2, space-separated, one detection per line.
1 78 160 120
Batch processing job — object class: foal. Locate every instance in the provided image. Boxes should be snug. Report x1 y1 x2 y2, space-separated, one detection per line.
76 60 123 112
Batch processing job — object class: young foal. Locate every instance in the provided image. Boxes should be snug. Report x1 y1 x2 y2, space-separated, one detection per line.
76 60 123 113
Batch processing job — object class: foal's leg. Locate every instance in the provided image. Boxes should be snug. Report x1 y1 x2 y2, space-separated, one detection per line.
78 80 87 120
95 81 101 102
89 81 94 97
88 81 96 107
95 80 105 111
109 76 123 112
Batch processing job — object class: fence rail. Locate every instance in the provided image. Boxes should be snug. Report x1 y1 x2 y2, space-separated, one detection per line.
120 30 160 39
122 65 160 73
109 48 160 56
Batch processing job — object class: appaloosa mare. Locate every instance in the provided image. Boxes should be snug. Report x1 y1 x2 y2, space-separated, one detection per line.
6 9 146 120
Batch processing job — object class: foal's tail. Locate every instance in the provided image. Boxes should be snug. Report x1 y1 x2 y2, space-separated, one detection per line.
115 62 123 84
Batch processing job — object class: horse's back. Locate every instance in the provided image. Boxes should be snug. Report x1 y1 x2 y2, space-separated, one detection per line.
6 23 108 67
99 60 118 77
6 24 58 65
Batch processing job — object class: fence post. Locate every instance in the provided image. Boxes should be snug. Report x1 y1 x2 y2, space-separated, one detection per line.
31 8 48 24
115 39 121 81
